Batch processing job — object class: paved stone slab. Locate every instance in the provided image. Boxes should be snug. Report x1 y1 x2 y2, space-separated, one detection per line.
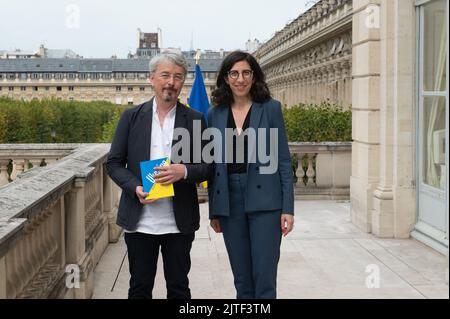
93 201 448 299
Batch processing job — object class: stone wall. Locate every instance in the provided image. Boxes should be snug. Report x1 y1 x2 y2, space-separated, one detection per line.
255 0 425 244
0 78 216 106
351 0 416 238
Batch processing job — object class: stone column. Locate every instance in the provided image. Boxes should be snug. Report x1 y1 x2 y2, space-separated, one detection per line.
342 60 352 108
290 79 295 106
65 178 86 265
391 1 416 238
295 78 301 105
372 0 416 238
316 71 323 102
103 167 122 243
372 0 395 237
335 62 343 105
350 0 381 233
0 255 6 299
286 79 291 107
64 177 92 298
320 66 329 102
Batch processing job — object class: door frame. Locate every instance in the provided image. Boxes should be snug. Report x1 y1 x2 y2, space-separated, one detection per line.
412 0 449 254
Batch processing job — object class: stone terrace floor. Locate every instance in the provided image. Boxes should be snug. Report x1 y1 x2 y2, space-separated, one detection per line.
93 200 449 299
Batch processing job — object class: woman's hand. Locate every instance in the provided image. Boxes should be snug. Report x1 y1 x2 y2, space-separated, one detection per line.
281 214 294 237
210 218 222 233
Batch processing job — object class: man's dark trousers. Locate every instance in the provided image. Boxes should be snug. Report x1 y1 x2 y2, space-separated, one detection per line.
124 231 195 299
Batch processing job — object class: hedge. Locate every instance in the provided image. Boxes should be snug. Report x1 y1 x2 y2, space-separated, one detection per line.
282 102 352 142
0 97 127 143
1 98 352 144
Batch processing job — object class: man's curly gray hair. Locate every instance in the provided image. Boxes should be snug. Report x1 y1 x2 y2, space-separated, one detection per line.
149 49 188 76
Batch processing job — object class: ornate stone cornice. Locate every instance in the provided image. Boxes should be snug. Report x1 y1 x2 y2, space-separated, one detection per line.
255 0 353 68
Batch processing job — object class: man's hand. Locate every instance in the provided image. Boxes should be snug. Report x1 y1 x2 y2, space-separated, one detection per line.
281 214 294 237
210 218 222 233
136 186 158 205
154 164 186 185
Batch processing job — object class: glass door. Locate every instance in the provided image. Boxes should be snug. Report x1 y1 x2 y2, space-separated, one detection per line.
415 0 448 252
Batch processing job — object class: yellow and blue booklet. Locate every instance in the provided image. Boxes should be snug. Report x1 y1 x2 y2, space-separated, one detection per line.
140 157 175 200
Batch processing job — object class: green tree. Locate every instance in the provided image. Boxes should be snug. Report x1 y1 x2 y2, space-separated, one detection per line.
101 110 122 143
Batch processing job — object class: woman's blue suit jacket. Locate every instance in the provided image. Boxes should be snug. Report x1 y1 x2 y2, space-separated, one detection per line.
207 98 294 219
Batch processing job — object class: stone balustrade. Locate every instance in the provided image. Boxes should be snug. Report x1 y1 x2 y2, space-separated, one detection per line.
289 142 351 199
0 142 350 298
0 144 83 187
0 144 121 298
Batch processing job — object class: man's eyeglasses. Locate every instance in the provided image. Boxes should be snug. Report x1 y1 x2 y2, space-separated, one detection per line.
227 69 253 80
158 72 185 82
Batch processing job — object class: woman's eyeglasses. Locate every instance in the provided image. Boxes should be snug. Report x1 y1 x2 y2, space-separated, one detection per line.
227 69 253 80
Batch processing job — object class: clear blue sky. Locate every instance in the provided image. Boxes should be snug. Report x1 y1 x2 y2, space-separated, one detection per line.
0 0 313 58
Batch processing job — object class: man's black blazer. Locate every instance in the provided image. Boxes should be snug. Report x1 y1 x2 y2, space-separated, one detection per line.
106 98 210 234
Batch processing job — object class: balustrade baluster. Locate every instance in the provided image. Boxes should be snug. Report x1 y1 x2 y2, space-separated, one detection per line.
306 154 316 187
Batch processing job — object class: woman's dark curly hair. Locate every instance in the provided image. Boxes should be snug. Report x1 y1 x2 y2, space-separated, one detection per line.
211 50 271 106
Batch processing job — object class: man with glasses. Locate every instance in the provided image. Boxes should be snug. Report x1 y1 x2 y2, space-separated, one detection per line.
106 49 210 299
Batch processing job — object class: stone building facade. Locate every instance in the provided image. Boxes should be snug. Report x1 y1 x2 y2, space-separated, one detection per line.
257 0 449 256
352 0 448 255
255 0 353 108
0 52 223 106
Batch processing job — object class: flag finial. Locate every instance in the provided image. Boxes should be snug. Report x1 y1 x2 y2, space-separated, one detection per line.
194 49 201 65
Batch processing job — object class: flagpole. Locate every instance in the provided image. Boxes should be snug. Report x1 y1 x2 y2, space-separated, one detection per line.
192 49 208 189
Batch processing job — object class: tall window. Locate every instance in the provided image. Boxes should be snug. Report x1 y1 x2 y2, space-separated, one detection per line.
418 0 448 191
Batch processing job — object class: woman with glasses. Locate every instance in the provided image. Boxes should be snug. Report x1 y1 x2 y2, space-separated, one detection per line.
207 50 294 299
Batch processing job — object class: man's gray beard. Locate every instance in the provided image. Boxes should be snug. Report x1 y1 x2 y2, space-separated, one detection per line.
163 95 174 102
163 90 176 102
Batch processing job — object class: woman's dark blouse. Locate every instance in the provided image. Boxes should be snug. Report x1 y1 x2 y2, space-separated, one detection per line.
227 105 253 175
